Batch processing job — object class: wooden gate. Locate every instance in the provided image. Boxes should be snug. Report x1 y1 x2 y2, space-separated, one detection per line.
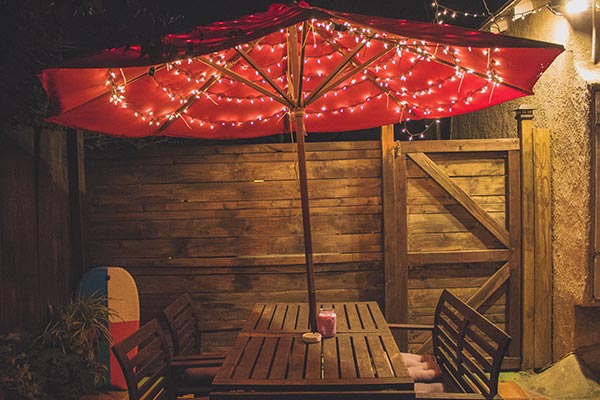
383 130 522 369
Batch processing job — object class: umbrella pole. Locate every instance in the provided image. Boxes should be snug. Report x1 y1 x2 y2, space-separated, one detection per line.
293 108 318 333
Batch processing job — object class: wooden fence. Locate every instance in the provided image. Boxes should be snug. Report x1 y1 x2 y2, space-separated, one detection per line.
85 141 384 351
0 126 83 332
85 129 552 369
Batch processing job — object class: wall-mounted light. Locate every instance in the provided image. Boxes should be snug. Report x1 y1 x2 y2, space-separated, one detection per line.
552 0 600 63
565 0 590 14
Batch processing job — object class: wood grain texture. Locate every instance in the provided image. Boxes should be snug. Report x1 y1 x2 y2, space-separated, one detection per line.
1 126 76 332
86 138 522 363
533 128 552 367
86 140 385 351
408 153 510 247
519 119 535 370
398 143 519 361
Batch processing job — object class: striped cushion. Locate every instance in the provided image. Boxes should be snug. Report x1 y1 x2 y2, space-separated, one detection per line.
414 382 445 393
401 353 442 382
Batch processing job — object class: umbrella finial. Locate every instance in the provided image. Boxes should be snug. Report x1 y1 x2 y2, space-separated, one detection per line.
513 104 535 120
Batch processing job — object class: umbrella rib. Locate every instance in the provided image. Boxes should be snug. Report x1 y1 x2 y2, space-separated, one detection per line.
234 46 294 107
158 52 245 132
305 47 393 106
314 27 408 110
303 39 368 106
296 22 309 107
287 26 301 104
285 22 309 107
195 56 293 108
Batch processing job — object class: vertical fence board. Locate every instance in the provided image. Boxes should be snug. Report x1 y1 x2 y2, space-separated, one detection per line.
533 128 552 366
1 125 76 333
382 126 401 327
395 146 410 351
0 127 38 330
507 150 522 359
520 118 536 370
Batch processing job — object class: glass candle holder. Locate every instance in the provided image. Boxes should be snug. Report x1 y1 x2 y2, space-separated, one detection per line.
317 307 337 338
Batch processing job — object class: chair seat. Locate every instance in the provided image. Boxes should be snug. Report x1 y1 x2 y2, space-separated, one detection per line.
183 366 221 385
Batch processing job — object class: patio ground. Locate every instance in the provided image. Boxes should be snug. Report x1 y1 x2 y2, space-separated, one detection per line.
81 381 546 400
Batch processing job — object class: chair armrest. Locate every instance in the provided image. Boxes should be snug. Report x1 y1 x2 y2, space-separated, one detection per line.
388 323 434 331
416 393 488 399
171 353 227 362
170 357 224 369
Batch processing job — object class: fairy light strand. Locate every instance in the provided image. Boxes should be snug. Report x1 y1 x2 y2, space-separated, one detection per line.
102 18 508 134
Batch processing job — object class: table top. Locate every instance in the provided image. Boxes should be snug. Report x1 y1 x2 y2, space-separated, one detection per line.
240 301 391 335
212 301 414 393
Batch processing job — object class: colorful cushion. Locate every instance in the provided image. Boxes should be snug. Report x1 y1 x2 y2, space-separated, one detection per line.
401 352 436 367
408 365 442 382
401 353 442 382
414 382 445 393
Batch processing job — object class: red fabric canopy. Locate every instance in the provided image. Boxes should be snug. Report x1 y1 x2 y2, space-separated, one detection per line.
40 1 564 139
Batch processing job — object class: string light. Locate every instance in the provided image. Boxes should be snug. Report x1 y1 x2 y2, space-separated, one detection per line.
401 119 441 141
431 0 492 24
103 17 509 132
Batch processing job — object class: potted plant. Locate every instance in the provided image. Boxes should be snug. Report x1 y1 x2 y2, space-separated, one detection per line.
0 295 115 400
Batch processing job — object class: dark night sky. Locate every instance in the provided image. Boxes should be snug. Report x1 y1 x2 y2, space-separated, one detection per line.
161 1 509 28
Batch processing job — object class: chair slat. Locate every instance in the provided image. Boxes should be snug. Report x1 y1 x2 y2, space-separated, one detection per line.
112 319 174 400
411 289 511 400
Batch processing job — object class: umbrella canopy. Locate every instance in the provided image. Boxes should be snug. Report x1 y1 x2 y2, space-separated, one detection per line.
39 1 563 333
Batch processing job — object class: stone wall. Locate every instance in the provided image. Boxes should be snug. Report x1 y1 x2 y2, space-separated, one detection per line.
452 8 600 371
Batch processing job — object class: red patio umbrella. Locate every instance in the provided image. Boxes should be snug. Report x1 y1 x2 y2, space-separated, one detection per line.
39 1 563 334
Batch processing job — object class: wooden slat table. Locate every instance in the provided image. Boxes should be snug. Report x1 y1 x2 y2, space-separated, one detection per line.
210 302 415 399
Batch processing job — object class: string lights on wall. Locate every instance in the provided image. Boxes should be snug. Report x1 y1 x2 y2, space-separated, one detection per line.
431 0 493 24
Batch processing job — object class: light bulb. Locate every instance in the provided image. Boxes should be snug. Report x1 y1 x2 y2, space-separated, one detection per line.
565 0 589 14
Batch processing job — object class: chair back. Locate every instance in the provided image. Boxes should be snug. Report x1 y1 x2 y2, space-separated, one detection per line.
163 293 201 356
112 319 173 400
432 289 512 399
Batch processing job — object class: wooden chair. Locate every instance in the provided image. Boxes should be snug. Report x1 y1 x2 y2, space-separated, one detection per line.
162 294 227 396
390 289 512 399
163 293 225 358
112 319 204 400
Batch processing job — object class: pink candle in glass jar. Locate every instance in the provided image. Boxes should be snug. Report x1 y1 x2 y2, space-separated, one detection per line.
317 307 337 337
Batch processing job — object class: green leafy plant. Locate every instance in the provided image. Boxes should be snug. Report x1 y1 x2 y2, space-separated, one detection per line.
36 295 112 364
0 332 42 400
0 295 117 400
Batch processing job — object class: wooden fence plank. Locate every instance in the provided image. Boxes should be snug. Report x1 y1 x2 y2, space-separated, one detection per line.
381 125 402 332
408 250 511 265
399 138 519 153
533 128 552 367
88 159 381 186
89 178 382 205
520 117 535 370
395 144 410 351
507 150 522 360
